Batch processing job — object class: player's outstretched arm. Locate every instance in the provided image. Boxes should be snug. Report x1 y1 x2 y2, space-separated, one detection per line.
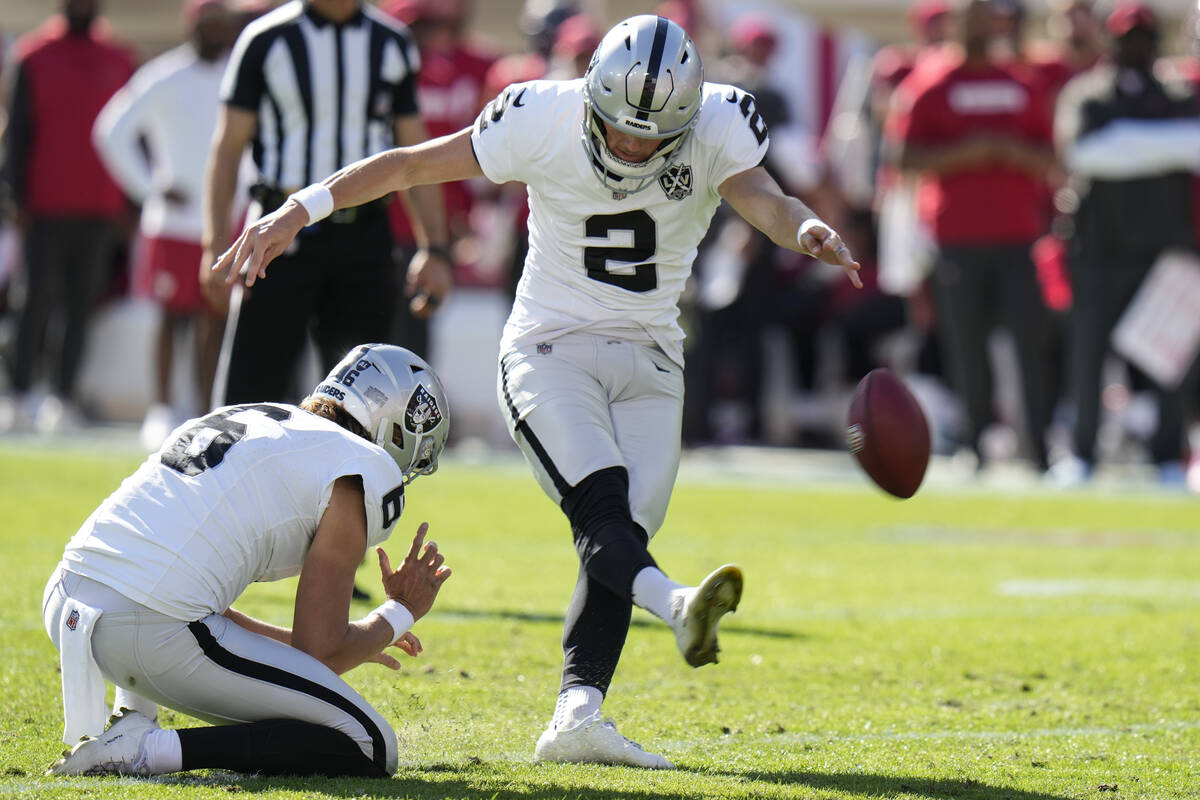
719 166 862 289
211 128 483 287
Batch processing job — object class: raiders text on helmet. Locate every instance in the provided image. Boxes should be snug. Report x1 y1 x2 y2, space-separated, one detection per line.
582 15 703 195
314 344 450 484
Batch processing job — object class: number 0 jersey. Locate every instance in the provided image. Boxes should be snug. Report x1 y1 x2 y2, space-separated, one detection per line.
471 79 769 366
60 404 406 621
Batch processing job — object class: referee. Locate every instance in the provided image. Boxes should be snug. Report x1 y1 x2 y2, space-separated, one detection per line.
201 0 450 405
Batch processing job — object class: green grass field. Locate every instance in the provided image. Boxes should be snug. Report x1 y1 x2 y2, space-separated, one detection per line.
0 440 1197 799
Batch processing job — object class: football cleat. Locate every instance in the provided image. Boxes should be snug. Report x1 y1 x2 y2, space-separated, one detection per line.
534 713 673 769
47 708 157 777
671 564 743 667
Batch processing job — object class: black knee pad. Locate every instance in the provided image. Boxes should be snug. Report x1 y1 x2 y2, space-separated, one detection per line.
561 467 655 597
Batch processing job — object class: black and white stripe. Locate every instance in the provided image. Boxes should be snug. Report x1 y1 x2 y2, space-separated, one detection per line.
221 0 419 189
499 355 572 497
634 16 670 121
187 620 389 772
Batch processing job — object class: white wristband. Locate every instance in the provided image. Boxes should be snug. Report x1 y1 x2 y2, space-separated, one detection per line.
372 599 415 644
289 183 335 224
797 217 827 247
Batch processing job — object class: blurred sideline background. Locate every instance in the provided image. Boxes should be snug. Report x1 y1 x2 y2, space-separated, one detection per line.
0 0 1198 491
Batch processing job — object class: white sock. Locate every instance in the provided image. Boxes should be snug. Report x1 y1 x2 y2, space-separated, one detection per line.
631 566 686 624
551 686 602 730
139 728 182 774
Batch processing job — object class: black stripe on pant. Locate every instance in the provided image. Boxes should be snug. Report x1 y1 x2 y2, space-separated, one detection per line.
185 621 388 775
499 354 571 496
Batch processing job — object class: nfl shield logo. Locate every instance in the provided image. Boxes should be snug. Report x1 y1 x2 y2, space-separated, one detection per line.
659 163 693 200
537 343 553 355
66 609 79 631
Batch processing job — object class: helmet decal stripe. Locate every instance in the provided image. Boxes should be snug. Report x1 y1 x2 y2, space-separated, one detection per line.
635 16 671 121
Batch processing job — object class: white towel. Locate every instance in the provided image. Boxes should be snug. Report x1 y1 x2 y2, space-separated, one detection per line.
58 598 107 744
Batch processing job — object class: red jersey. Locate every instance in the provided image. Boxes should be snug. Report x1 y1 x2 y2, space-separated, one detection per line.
887 55 1052 246
10 17 134 218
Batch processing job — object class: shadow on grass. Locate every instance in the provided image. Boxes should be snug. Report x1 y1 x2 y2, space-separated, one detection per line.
147 763 1075 800
437 606 802 640
702 768 1078 800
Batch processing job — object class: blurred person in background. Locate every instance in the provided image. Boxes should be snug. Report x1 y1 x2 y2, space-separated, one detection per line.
383 0 495 358
94 0 240 451
545 13 601 80
1052 3 1200 486
201 0 451 408
1025 0 1104 101
685 12 835 446
0 0 135 433
864 0 955 429
885 0 1057 472
477 0 569 299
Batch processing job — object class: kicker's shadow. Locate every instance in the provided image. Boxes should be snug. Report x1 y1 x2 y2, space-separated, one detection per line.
149 764 1078 800
436 606 802 640
697 767 1079 800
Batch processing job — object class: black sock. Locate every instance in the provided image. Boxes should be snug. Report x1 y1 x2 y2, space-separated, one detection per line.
178 720 387 777
561 565 633 694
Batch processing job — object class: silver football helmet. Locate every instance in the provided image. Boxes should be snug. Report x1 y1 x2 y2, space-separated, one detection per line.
314 344 450 484
582 14 703 195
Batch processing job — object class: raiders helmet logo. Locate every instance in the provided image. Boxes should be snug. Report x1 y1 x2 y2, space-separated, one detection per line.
404 385 443 434
659 163 693 201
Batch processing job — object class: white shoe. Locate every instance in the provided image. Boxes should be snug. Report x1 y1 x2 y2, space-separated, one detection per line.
1046 454 1091 489
671 564 743 668
47 708 158 776
534 713 673 769
35 395 82 435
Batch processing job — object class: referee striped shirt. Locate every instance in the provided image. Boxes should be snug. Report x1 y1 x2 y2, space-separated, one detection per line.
220 0 420 190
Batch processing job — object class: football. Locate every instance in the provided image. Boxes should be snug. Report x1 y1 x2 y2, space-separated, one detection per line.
845 368 931 498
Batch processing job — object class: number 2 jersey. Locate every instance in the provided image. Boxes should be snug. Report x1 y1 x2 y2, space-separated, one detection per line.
471 79 770 366
60 404 406 621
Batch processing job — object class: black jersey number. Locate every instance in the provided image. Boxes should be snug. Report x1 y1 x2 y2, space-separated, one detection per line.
731 91 768 146
583 210 658 293
161 404 292 476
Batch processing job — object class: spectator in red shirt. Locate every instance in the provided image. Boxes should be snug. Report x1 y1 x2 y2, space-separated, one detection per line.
0 0 135 432
885 0 1057 471
1026 0 1103 101
383 0 496 358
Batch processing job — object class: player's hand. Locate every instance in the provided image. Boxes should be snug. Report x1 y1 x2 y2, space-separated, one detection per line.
368 632 423 670
376 522 451 621
405 248 453 318
211 201 308 288
798 220 863 289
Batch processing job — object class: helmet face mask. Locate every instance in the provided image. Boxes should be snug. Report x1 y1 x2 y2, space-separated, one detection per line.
314 344 450 484
581 15 703 195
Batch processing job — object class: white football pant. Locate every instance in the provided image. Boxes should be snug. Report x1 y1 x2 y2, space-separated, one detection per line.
43 567 398 774
497 332 684 536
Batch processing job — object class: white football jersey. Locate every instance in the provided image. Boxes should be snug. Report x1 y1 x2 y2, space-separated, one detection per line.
61 404 406 621
471 79 770 365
